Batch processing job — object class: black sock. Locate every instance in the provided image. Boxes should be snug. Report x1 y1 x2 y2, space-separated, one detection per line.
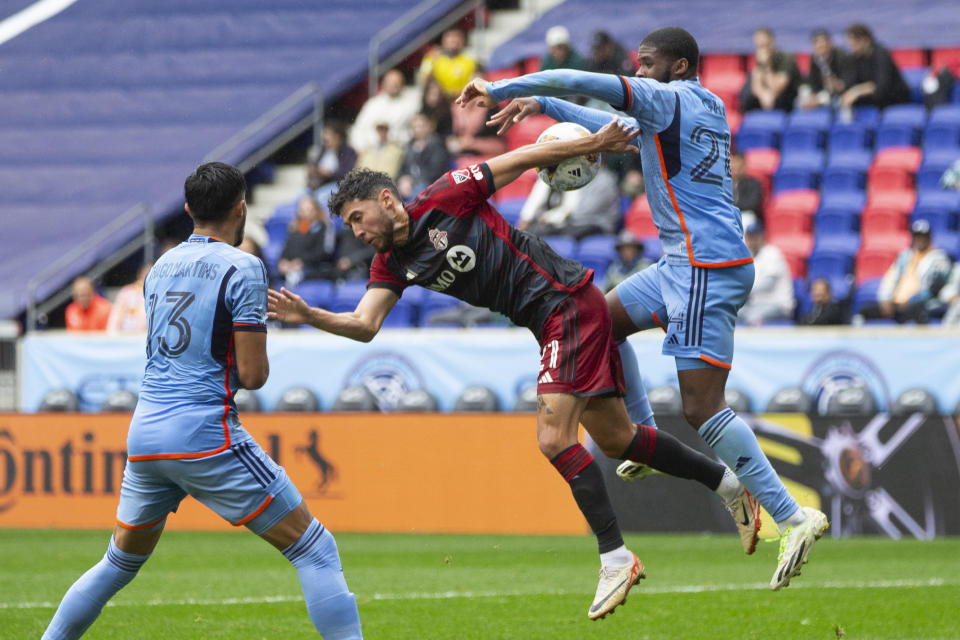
621 424 725 491
551 444 624 553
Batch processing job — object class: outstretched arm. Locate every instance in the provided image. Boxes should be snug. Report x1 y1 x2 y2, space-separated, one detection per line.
488 96 640 138
484 118 638 191
268 286 398 342
458 69 628 111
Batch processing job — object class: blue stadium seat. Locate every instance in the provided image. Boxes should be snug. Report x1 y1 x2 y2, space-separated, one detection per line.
910 208 954 233
852 106 881 128
380 297 417 328
737 110 787 150
576 234 617 276
328 280 369 313
807 251 854 280
495 198 525 227
774 150 824 192
541 235 577 258
917 149 958 190
853 278 883 314
781 127 823 153
929 104 960 126
825 149 873 171
935 231 960 260
820 167 865 194
923 122 960 152
876 104 927 149
916 189 960 215
815 209 859 234
902 67 928 103
786 108 833 131
294 280 334 308
828 122 872 152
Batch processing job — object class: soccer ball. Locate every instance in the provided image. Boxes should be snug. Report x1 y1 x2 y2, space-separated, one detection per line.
535 122 601 191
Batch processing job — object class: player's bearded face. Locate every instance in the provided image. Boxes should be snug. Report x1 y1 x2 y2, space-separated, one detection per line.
347 199 395 253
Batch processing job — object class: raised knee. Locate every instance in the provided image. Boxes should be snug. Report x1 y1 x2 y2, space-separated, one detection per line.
538 432 569 460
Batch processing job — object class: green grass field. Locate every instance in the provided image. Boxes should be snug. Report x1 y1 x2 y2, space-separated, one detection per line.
3 530 958 639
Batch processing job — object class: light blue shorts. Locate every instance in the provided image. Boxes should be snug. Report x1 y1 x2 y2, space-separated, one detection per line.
615 256 754 369
116 437 303 535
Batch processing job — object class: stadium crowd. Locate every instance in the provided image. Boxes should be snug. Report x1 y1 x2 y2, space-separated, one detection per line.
66 24 960 331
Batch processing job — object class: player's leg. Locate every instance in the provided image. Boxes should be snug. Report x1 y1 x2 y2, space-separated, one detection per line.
183 440 361 638
675 262 827 582
262 502 362 639
43 461 177 640
536 392 643 620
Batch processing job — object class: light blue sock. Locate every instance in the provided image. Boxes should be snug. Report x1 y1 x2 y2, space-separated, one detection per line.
617 340 657 427
282 519 362 639
43 537 149 640
699 408 800 523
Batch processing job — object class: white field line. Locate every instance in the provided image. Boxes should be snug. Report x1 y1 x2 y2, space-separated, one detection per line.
0 0 78 46
2 577 953 610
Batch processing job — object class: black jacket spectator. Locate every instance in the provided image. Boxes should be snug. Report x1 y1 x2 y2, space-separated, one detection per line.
841 24 910 109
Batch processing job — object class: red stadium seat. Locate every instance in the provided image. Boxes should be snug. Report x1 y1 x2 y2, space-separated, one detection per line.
871 146 923 173
931 47 960 75
766 209 812 236
865 187 916 214
624 194 659 238
744 148 780 178
861 231 911 252
727 109 742 135
454 154 488 169
484 65 521 84
856 243 907 283
867 166 913 191
768 233 813 278
769 189 820 217
504 114 555 150
522 56 540 75
701 69 746 94
793 52 811 76
700 53 743 75
860 207 908 234
492 168 538 201
890 48 926 68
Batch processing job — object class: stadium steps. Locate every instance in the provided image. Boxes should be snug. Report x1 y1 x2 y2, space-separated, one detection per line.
246 164 308 245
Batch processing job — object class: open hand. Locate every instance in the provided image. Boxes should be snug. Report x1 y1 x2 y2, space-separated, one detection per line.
487 98 542 135
267 287 312 325
455 78 494 109
593 118 640 154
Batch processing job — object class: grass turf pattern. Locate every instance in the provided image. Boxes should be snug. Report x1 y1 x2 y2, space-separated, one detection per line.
3 530 958 639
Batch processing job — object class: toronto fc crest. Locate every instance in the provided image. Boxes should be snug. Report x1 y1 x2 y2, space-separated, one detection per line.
428 228 449 251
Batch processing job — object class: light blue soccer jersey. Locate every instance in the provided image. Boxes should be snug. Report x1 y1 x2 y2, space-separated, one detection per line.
128 234 268 460
487 70 753 267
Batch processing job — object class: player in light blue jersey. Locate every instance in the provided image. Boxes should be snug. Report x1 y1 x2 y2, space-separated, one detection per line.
457 26 828 590
43 163 362 640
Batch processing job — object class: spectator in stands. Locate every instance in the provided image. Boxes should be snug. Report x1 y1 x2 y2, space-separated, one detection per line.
356 122 404 179
858 220 951 324
397 113 452 200
333 227 375 282
306 121 356 203
589 31 635 76
938 263 960 327
418 27 477 99
798 29 851 110
106 263 151 333
731 150 764 228
602 231 650 293
540 25 587 72
65 276 112 332
277 195 337 287
238 237 264 261
518 164 622 240
740 27 801 112
840 23 910 109
349 69 421 153
447 80 507 158
420 78 454 139
738 222 795 325
799 278 847 325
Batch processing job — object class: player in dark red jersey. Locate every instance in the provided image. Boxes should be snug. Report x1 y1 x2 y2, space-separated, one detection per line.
268 119 751 620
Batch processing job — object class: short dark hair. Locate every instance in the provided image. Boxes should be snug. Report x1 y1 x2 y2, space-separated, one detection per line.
845 23 874 43
184 162 246 224
811 28 830 40
753 26 774 39
640 26 699 75
328 168 401 218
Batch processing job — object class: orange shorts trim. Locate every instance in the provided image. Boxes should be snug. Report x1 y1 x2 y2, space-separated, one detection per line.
231 495 274 527
699 354 732 370
117 516 166 531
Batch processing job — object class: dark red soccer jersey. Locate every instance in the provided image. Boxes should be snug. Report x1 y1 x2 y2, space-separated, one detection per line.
368 163 592 337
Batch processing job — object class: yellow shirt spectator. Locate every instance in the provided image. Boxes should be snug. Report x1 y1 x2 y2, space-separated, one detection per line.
418 27 477 97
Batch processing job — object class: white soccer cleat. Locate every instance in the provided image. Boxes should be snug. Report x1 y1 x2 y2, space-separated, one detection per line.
770 507 829 590
616 460 663 482
724 486 761 554
588 553 645 620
